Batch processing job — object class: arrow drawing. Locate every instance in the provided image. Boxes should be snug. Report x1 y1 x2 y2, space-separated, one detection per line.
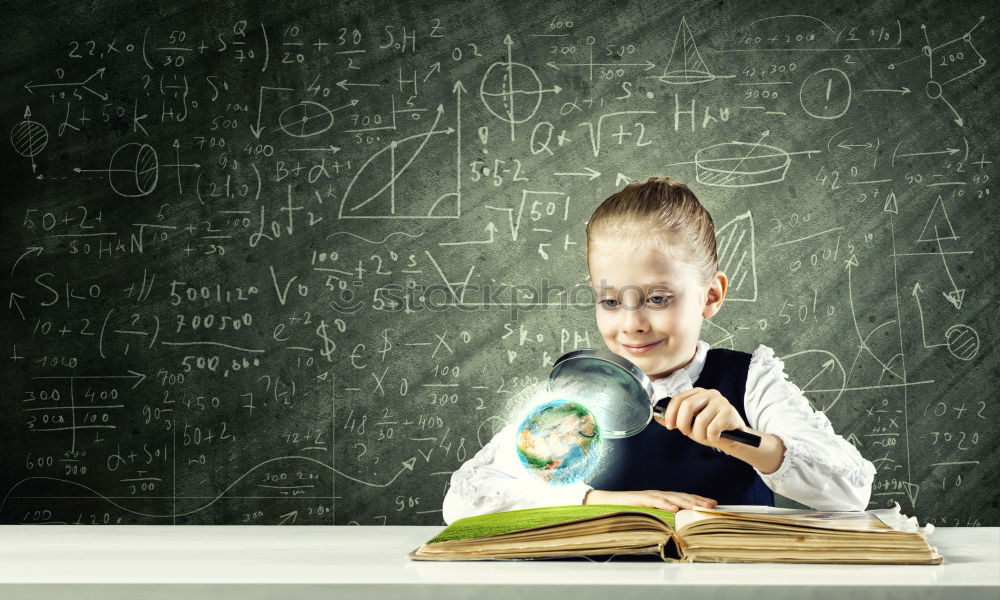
23 68 108 100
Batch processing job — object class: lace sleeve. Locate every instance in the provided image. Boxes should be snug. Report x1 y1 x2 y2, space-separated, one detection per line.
744 345 876 511
441 423 592 524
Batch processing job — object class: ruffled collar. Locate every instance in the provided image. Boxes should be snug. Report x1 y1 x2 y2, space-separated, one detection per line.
649 340 708 401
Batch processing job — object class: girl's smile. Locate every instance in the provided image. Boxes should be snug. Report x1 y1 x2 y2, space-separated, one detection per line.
588 236 727 380
622 340 662 354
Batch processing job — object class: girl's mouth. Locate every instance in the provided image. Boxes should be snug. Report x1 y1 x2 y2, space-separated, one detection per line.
622 340 661 354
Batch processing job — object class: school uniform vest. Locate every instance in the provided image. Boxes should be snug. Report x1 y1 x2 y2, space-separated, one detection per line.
588 348 775 506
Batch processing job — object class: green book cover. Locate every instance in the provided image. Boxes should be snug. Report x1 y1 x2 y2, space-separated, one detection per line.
427 504 676 545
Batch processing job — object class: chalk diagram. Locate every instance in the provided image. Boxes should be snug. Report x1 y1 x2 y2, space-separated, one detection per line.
816 190 981 506
71 143 200 198
715 211 758 302
703 320 736 350
480 34 562 141
781 350 847 413
842 247 918 408
74 143 158 197
277 101 336 138
888 16 986 127
248 85 356 140
916 196 964 309
0 454 417 522
10 106 47 174
337 103 461 219
651 17 719 84
799 68 852 120
908 195 979 361
22 67 108 100
696 133 789 187
666 131 820 188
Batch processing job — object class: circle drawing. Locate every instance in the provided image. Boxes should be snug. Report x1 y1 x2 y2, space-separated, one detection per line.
945 324 979 361
925 80 943 100
278 101 335 138
799 68 852 120
10 119 48 158
695 142 790 188
108 143 158 197
479 61 544 125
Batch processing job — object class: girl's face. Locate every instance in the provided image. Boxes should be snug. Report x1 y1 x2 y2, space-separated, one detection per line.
588 235 727 380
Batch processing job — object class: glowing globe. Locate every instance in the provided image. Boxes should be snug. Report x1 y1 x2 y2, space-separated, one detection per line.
515 399 603 485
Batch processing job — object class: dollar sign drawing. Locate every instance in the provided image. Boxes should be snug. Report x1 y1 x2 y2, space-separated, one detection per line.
315 320 337 362
379 328 394 360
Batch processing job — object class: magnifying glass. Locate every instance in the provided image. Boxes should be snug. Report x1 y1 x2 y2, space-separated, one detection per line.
548 349 761 446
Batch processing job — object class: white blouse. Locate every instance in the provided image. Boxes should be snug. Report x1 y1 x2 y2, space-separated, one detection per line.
442 340 877 525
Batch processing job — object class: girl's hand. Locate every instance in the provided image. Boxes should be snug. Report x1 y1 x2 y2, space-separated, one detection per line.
584 489 717 512
655 387 747 449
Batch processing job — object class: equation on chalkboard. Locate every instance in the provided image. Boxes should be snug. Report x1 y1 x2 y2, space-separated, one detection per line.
2 0 997 526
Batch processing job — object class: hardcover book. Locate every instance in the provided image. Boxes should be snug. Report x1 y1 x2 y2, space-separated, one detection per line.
410 503 942 564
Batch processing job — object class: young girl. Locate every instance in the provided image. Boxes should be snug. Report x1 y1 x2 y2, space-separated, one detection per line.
442 177 876 524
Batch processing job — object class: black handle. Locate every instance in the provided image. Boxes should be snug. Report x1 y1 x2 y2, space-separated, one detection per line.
652 399 761 447
720 429 762 447
651 398 670 419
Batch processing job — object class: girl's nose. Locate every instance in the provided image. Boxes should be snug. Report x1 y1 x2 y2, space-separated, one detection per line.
620 302 650 334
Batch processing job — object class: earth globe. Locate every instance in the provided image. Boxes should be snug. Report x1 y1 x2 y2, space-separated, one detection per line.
515 399 603 485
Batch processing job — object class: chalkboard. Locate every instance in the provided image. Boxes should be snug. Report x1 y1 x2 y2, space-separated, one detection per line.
2 0 997 526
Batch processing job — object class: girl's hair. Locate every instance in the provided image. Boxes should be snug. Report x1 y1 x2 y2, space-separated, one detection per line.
586 176 718 283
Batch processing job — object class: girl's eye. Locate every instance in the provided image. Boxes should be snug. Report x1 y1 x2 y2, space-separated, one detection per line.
647 295 671 306
599 299 619 309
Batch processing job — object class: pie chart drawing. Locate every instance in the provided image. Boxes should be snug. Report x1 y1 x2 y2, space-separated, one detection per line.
10 119 48 158
695 142 790 188
945 324 978 361
108 143 158 197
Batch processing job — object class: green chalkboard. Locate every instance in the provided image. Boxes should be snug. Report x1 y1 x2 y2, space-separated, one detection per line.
2 0 997 526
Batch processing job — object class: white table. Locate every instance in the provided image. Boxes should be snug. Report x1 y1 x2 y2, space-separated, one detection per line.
0 526 996 599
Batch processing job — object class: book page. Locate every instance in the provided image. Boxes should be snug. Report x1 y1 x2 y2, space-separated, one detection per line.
676 503 925 533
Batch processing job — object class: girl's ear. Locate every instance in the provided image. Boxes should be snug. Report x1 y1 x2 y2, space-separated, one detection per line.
702 271 728 318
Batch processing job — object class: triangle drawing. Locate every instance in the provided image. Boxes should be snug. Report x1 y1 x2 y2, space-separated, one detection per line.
943 289 965 310
882 190 898 214
656 17 716 85
916 196 958 243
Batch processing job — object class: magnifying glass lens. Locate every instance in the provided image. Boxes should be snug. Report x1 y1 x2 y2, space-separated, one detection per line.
549 350 762 447
548 352 654 438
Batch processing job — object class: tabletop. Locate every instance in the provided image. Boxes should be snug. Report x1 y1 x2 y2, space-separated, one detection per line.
0 525 996 599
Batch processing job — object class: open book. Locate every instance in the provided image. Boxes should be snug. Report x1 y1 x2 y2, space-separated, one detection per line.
410 503 942 564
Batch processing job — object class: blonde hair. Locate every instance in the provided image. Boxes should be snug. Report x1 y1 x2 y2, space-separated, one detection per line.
585 176 718 283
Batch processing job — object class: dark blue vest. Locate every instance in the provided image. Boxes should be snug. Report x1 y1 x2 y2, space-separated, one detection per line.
587 348 775 506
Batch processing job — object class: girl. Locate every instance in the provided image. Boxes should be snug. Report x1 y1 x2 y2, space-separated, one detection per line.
442 177 875 525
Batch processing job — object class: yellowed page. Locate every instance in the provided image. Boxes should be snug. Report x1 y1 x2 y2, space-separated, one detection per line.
676 504 922 534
